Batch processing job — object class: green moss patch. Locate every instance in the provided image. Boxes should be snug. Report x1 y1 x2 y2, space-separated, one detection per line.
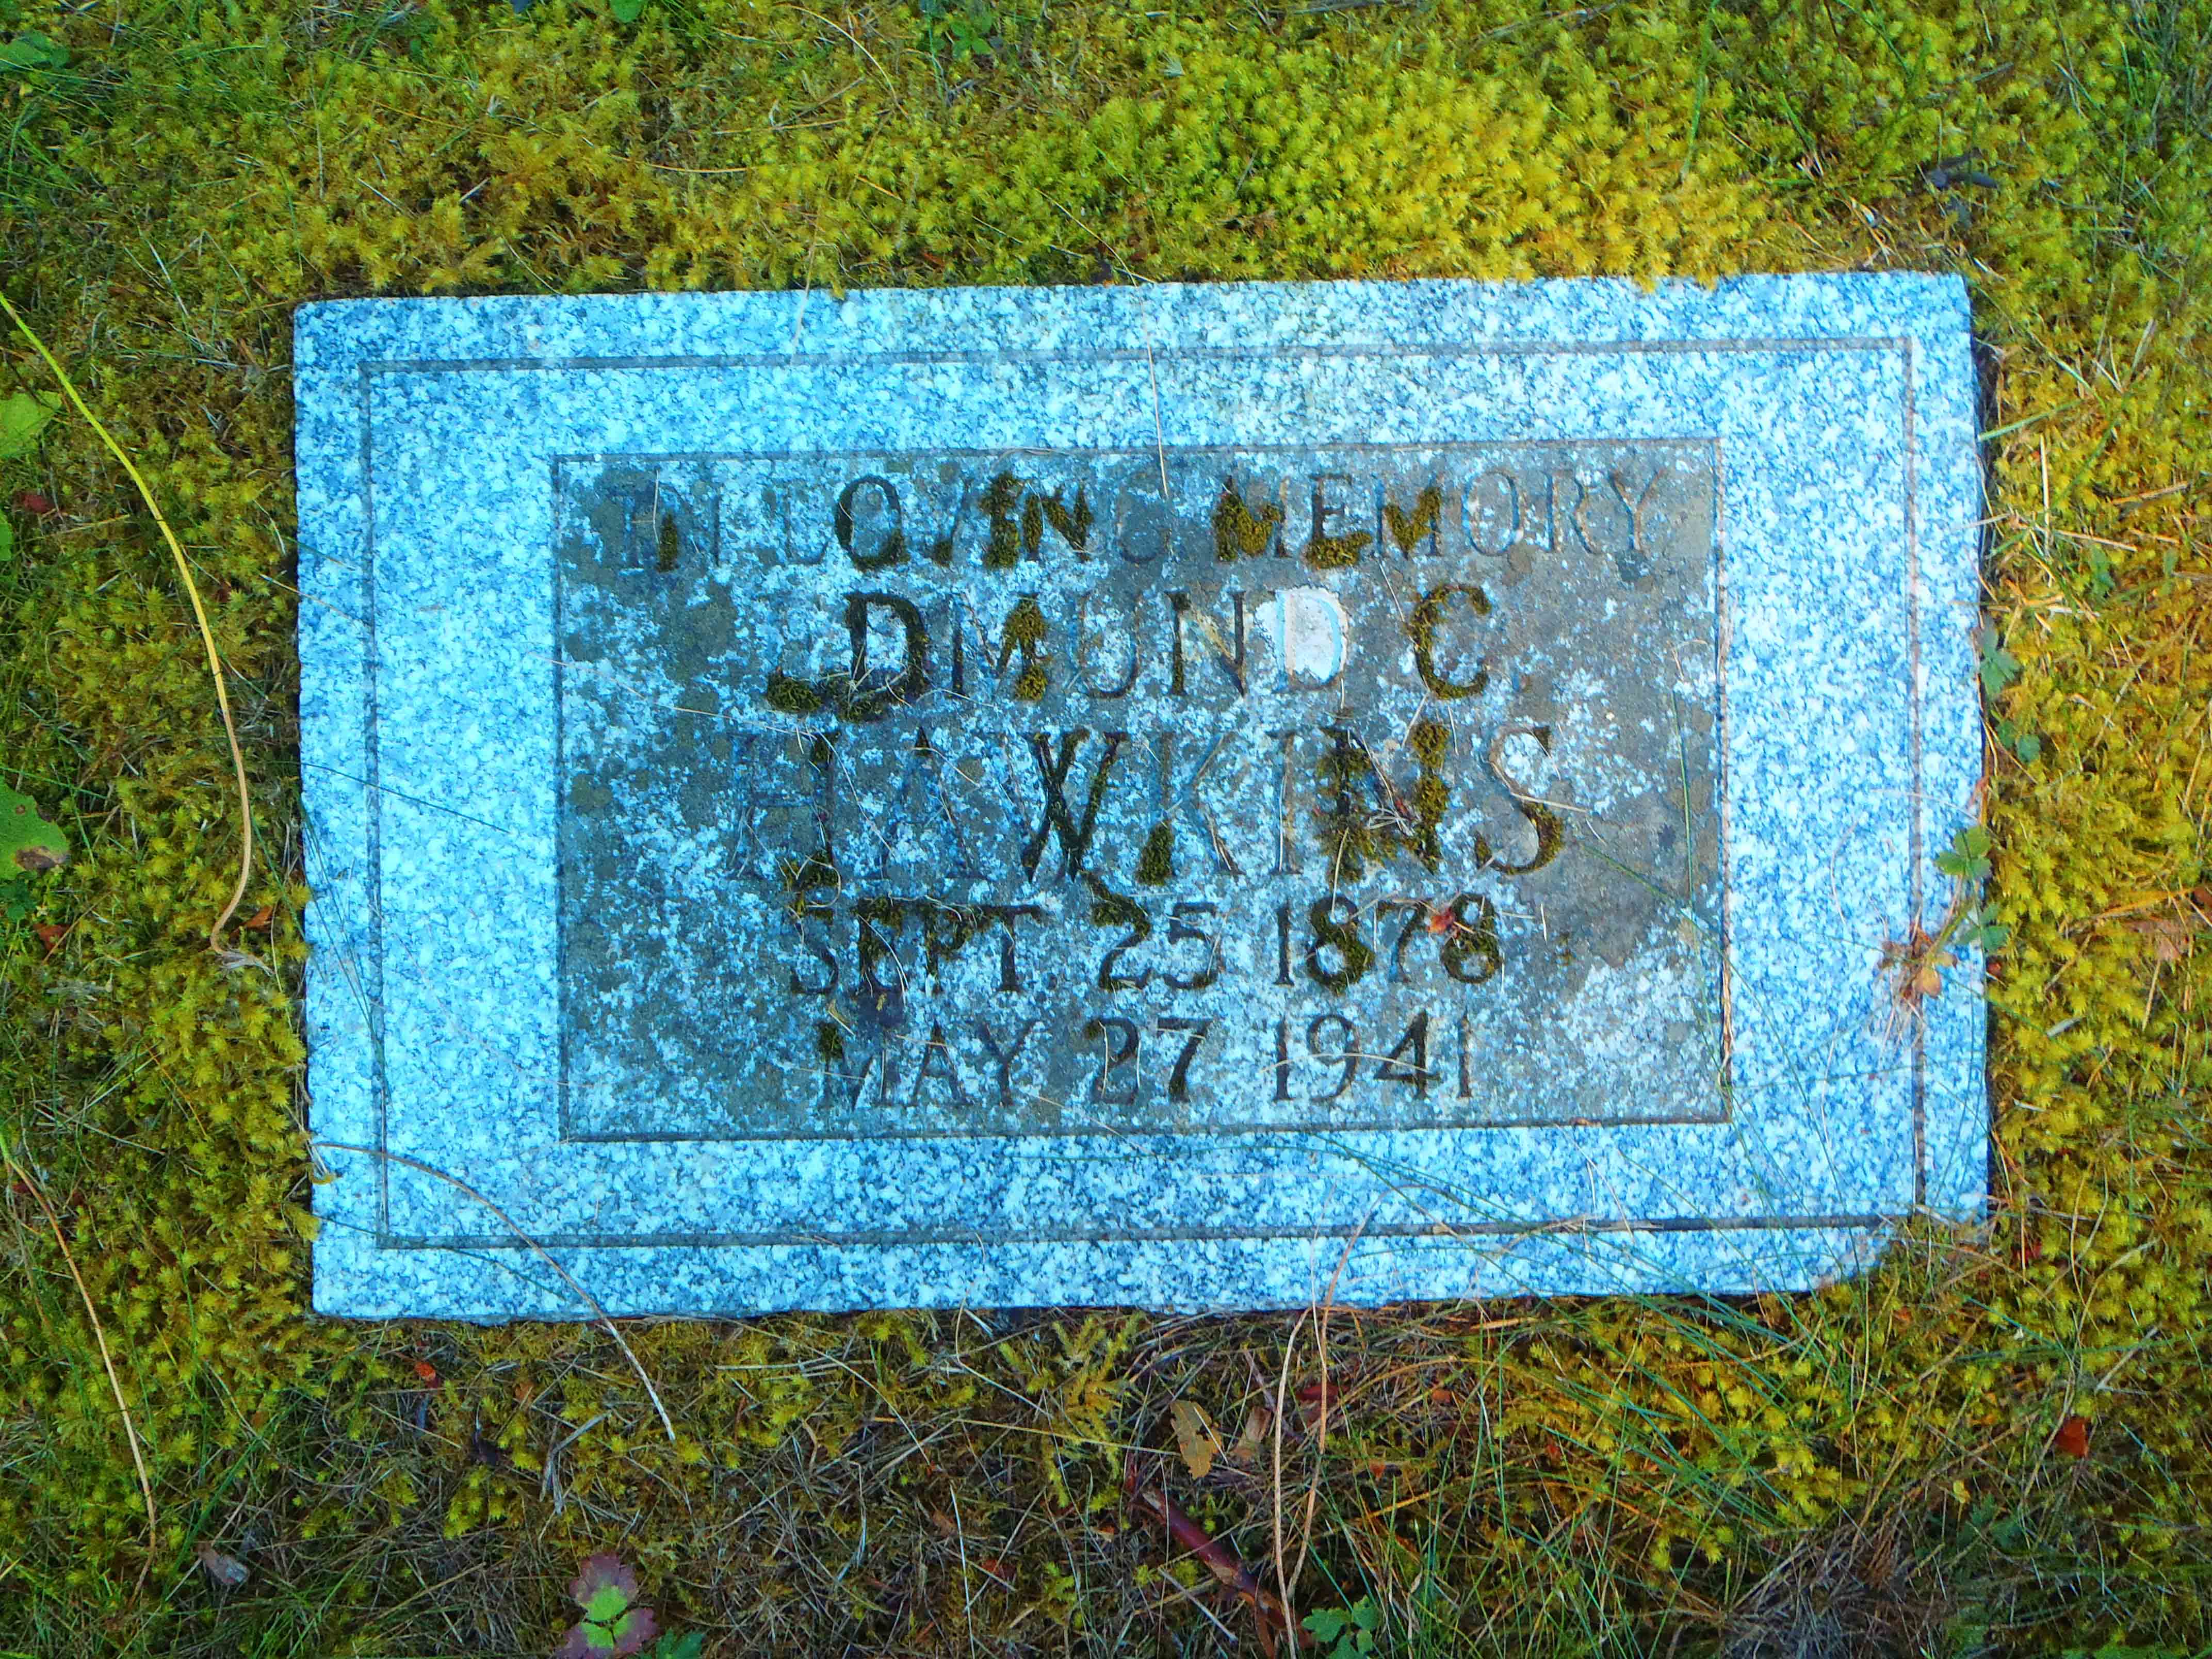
0 0 2207 1652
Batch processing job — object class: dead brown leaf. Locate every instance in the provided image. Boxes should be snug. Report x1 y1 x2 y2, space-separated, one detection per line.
195 1541 249 1588
1228 1402 1273 1463
1169 1399 1224 1479
2124 915 2194 963
2054 1414 2090 1458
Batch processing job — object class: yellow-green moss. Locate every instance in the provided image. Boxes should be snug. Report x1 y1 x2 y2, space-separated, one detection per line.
1300 519 1372 570
1 0 2207 1650
981 469 1023 568
994 592 1052 701
1384 484 1444 555
1405 580 1492 700
1211 478 1283 561
1134 821 1175 885
762 672 824 715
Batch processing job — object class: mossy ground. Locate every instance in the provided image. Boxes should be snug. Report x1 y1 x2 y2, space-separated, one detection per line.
0 0 2206 1652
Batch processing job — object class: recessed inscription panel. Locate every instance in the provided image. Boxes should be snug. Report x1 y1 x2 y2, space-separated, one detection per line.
556 441 1725 1140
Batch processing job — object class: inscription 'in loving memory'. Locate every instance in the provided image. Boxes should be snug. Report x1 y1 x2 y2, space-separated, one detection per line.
555 441 1729 1141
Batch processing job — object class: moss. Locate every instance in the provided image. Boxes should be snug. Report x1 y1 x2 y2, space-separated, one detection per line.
1001 593 1047 647
1135 821 1175 885
1313 721 1451 874
1211 478 1283 561
996 593 1052 700
3 0 2209 1651
1384 484 1443 555
1410 772 1450 829
777 845 838 908
1305 894 1375 992
1036 483 1093 555
762 672 824 715
981 470 1023 568
1083 873 1152 989
814 1021 845 1063
1312 726 1379 881
1405 582 1491 700
1300 521 1372 570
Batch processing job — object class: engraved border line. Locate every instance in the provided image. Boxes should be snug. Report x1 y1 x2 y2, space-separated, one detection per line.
354 338 1924 1254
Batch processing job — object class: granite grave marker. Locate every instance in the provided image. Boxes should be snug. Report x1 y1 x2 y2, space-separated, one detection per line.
297 275 1987 1318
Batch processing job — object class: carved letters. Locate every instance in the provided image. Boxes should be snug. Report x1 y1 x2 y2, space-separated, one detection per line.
557 440 1722 1135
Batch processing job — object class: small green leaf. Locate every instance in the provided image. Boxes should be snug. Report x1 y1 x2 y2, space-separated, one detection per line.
2086 545 2115 599
1304 1609 1351 1641
0 31 67 73
1935 825 1992 883
1995 717 2040 763
1978 642 2020 698
0 517 13 562
610 0 646 22
0 783 66 873
0 391 58 459
581 1585 631 1624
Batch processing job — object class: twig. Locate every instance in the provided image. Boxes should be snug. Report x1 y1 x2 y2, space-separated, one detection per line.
0 292 254 951
311 1141 676 1444
2 1130 158 1588
1131 1485 1290 1654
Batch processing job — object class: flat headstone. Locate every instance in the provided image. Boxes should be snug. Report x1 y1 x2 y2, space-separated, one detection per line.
296 274 1987 1318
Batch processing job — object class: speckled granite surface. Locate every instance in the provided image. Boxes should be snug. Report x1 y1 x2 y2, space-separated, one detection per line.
295 274 1987 1319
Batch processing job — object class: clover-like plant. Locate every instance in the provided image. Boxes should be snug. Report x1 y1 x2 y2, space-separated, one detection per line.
557 1554 659 1658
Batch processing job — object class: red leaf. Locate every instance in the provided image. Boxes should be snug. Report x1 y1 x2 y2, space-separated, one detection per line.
33 922 66 951
413 1359 439 1383
569 1552 639 1610
610 1606 659 1657
2055 1415 2090 1458
13 490 53 516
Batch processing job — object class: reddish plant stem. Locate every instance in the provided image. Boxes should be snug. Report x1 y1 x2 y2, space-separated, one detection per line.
1131 1485 1291 1656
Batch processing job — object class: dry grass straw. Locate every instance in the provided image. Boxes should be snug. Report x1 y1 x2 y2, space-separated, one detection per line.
312 1140 678 1446
0 1124 159 1590
0 290 254 953
0 288 262 1595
